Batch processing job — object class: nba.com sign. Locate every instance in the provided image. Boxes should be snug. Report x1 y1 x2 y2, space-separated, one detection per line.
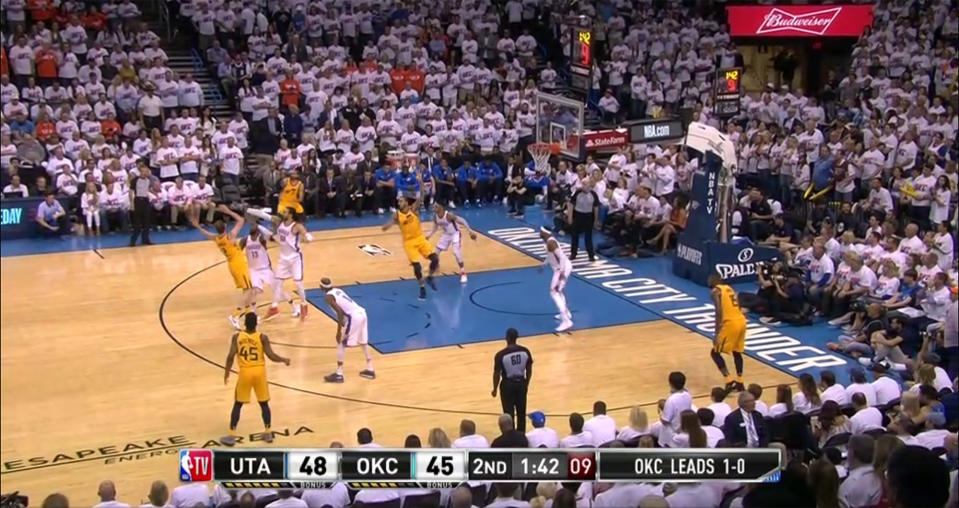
727 5 874 37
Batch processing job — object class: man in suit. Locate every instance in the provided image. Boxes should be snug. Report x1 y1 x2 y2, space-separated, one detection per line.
317 167 347 218
723 391 769 448
251 108 283 156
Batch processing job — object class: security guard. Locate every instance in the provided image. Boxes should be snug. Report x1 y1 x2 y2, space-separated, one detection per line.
492 328 533 431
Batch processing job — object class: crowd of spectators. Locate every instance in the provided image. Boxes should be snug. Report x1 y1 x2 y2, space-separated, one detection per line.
35 368 959 508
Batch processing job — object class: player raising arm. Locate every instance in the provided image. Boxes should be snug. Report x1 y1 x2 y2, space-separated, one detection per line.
382 177 441 300
222 312 290 445
191 204 255 328
426 202 477 283
248 207 314 319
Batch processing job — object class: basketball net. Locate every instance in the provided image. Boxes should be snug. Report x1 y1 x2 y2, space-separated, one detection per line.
527 143 558 173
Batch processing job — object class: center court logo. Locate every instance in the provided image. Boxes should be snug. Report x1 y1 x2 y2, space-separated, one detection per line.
358 244 392 257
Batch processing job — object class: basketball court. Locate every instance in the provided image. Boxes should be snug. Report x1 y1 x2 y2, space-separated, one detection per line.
0 205 829 504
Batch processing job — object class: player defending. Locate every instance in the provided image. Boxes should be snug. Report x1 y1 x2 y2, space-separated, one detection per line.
320 277 375 383
538 227 573 332
222 312 290 446
382 189 439 300
426 202 477 284
709 273 747 393
240 222 291 321
191 204 254 328
248 207 314 319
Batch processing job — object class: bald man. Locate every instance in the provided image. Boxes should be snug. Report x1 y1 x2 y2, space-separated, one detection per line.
93 480 130 508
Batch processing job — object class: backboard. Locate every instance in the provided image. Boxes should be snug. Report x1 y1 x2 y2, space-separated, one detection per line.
534 91 585 161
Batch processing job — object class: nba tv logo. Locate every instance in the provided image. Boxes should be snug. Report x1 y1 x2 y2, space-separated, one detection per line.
179 449 213 481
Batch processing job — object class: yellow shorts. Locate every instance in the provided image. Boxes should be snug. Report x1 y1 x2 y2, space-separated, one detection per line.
403 237 434 263
714 321 746 354
235 367 269 403
279 200 304 215
229 262 252 290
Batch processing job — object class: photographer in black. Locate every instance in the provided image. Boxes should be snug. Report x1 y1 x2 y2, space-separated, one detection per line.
743 261 811 326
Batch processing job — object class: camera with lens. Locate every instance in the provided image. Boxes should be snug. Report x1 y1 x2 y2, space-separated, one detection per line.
756 260 783 280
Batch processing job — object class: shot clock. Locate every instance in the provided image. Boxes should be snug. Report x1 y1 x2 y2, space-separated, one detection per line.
180 447 781 488
714 67 743 118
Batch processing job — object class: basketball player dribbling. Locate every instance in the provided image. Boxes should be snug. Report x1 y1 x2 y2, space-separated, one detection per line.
248 207 314 319
191 204 255 329
222 312 290 446
382 186 440 300
240 222 292 321
320 277 375 383
538 227 573 332
708 273 747 394
426 203 477 284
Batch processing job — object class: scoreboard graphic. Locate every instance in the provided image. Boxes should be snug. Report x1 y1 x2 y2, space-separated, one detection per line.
180 448 782 487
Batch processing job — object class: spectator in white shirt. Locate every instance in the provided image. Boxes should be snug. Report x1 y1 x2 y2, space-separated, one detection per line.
870 364 903 406
597 89 620 124
660 371 692 445
92 480 131 508
559 413 594 448
265 490 307 508
525 411 559 448
485 484 530 508
845 367 878 406
300 483 350 508
838 435 882 508
169 482 209 508
2 174 29 197
138 481 171 508
696 409 725 447
615 406 651 442
819 370 849 406
849 393 883 435
706 387 732 426
452 419 489 448
583 400 617 446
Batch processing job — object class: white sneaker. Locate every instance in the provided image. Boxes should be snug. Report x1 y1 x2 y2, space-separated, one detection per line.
448 202 456 209
292 305 300 318
889 361 907 372
556 319 573 332
460 273 468 284
858 357 874 366
828 315 851 326
377 208 385 215
502 197 508 205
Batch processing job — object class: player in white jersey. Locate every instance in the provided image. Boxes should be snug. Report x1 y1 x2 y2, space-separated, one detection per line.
320 277 375 383
240 223 293 321
248 207 313 319
539 227 573 332
426 203 477 283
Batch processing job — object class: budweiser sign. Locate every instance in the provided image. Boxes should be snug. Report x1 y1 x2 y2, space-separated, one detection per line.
583 130 629 151
727 5 873 38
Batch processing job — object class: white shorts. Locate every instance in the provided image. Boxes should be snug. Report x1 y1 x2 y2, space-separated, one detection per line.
550 268 571 293
250 267 275 291
275 252 304 281
436 231 461 252
344 309 369 347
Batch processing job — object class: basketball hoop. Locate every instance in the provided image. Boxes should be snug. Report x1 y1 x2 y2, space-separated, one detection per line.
527 142 560 173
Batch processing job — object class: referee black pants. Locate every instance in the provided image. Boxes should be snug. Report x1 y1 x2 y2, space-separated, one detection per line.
500 379 528 432
130 196 152 245
570 211 595 261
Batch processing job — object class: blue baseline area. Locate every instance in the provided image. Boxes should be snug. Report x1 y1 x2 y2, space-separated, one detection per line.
305 266 661 354
4 201 860 382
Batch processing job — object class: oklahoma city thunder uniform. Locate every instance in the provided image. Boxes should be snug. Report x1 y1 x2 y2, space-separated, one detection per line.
215 234 252 289
245 233 275 291
275 221 304 281
278 178 304 214
328 287 368 347
398 209 434 262
545 235 573 291
234 330 269 403
434 210 460 252
714 284 747 354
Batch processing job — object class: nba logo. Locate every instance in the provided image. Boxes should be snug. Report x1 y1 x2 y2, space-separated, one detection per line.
179 449 213 482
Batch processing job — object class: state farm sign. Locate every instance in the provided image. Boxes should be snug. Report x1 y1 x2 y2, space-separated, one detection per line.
727 5 873 37
583 129 629 151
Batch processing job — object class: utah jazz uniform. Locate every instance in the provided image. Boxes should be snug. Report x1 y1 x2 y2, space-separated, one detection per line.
278 178 304 215
234 330 269 403
714 284 747 354
215 233 252 290
398 209 434 262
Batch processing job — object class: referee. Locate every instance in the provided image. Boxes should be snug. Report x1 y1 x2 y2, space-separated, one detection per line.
492 328 533 432
568 179 599 261
129 162 158 247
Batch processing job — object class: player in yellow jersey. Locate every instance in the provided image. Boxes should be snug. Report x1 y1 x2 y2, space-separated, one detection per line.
278 171 304 215
382 185 440 301
709 273 748 393
222 312 290 446
191 204 255 329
